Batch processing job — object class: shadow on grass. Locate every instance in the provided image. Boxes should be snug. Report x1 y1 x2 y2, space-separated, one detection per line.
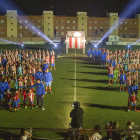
76 85 119 91
64 57 87 61
60 78 108 84
81 65 107 70
82 103 126 111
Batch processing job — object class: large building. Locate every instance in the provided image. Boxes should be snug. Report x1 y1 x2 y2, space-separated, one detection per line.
0 10 140 44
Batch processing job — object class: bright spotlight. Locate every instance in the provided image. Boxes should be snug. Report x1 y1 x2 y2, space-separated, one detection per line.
95 44 97 48
54 44 57 47
128 45 130 48
21 44 24 47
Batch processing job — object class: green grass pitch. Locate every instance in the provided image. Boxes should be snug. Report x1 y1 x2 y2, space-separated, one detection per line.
0 45 140 139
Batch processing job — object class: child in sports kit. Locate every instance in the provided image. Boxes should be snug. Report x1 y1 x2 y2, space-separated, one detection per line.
0 65 4 76
18 64 22 75
126 74 131 92
113 67 118 84
23 65 26 76
29 75 34 93
106 53 110 67
24 74 28 89
28 89 34 109
32 65 36 81
108 63 114 85
28 66 32 76
21 88 27 109
51 55 56 70
6 89 12 109
119 71 126 92
16 90 20 109
7 77 11 92
135 69 139 84
13 92 18 111
19 76 23 93
128 91 139 111
6 64 9 79
12 64 16 79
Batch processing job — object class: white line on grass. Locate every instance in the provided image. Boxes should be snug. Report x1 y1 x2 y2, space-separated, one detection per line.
74 49 76 102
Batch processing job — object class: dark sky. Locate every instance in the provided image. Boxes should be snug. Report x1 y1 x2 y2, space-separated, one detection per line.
0 0 139 17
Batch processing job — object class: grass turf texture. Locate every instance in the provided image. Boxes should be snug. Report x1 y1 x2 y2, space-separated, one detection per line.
0 45 140 139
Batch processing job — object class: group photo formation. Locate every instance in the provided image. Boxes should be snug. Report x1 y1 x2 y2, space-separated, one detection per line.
1 0 140 140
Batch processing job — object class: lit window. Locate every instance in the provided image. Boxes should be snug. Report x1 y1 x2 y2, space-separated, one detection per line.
100 27 103 31
61 26 64 29
67 20 70 23
1 26 4 29
61 20 64 23
120 27 122 30
1 32 4 35
19 20 22 23
130 22 132 25
104 27 108 29
120 33 122 37
120 22 123 24
56 20 58 23
125 27 127 30
89 27 92 30
56 32 59 35
32 26 35 29
38 20 41 23
73 20 75 23
32 20 35 23
37 26 41 29
25 26 28 29
100 21 103 24
89 21 92 24
1 20 4 23
61 32 64 35
67 26 70 29
94 26 97 29
19 33 22 37
105 21 108 24
135 22 137 25
19 26 22 29
73 26 75 29
55 26 58 29
32 32 35 35
125 22 127 25
25 20 28 23
94 21 97 24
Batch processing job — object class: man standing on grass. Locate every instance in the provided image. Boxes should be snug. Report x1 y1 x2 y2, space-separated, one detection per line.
30 78 45 110
43 68 53 94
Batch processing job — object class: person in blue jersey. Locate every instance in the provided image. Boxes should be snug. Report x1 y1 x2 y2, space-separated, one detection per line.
0 78 9 108
35 67 43 82
2 56 7 68
30 78 45 110
42 61 48 73
92 48 96 61
101 52 106 66
43 68 53 94
98 48 102 61
119 71 126 92
87 48 91 59
110 59 115 69
128 80 138 110
95 49 99 61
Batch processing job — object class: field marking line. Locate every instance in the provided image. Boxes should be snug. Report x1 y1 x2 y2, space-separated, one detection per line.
74 49 76 102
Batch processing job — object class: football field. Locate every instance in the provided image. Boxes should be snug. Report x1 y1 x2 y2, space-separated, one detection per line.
1 48 140 139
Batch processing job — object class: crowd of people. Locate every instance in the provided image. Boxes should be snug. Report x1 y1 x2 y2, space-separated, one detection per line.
87 48 140 112
0 49 55 111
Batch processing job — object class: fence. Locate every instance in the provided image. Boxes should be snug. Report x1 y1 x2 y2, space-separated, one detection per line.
0 127 140 140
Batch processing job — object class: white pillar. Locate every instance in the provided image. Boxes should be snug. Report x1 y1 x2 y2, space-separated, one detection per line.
65 40 69 54
82 39 86 54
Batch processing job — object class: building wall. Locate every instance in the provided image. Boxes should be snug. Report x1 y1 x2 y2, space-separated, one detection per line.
54 16 78 40
0 16 7 38
6 12 17 37
43 13 54 38
87 17 109 39
77 14 88 37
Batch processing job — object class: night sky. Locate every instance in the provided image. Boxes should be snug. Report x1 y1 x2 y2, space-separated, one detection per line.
0 0 139 18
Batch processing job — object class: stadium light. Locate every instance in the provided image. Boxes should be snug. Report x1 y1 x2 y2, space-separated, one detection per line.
96 0 140 46
94 44 97 48
128 45 130 48
0 38 20 45
21 44 24 47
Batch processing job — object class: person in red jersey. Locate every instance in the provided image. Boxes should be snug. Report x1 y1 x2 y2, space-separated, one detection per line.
108 63 114 85
21 88 27 109
50 55 56 70
28 89 34 109
13 92 18 112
